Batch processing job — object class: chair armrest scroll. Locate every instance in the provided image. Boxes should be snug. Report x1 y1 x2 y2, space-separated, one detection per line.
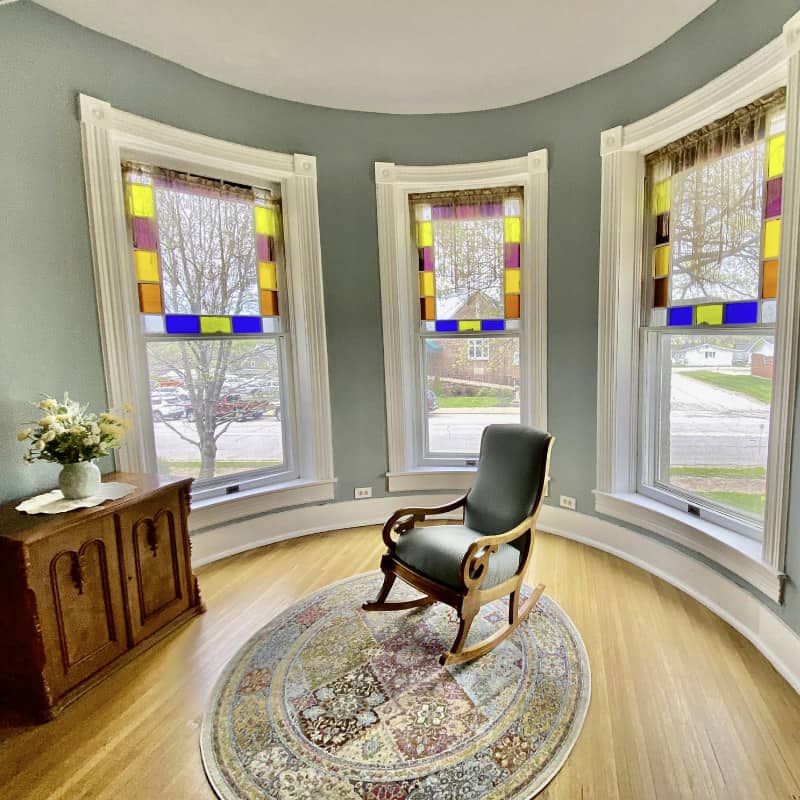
459 515 535 589
381 493 468 549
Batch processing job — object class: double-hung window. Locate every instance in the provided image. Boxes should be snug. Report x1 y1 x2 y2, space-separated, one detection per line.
123 164 294 497
375 154 548 492
413 188 523 463
80 95 334 513
640 91 785 537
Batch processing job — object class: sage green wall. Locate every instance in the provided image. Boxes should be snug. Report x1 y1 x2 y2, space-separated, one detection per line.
2 0 799 632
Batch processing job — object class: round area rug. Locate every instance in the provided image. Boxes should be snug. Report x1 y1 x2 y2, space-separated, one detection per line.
201 572 590 800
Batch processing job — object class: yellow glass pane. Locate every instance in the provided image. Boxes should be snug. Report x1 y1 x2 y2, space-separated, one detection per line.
200 316 232 334
134 250 159 282
419 271 434 297
416 221 433 248
653 245 670 277
458 320 481 332
127 184 154 218
254 206 278 236
504 217 521 244
763 218 781 259
652 179 671 215
258 261 277 290
768 134 785 178
696 304 723 326
504 268 520 294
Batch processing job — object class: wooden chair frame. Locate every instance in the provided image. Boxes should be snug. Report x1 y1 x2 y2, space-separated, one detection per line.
363 436 554 666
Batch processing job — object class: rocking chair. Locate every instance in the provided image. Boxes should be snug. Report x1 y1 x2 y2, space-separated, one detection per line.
363 424 554 666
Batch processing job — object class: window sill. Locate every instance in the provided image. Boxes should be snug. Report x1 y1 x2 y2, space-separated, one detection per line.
387 468 476 493
190 478 336 532
593 490 783 602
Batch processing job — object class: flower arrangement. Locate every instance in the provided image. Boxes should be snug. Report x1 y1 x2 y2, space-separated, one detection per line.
17 394 133 465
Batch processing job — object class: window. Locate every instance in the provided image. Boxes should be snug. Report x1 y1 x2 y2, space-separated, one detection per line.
375 153 548 491
640 93 785 537
80 95 334 512
124 164 293 494
595 32 800 601
467 339 490 361
414 188 524 462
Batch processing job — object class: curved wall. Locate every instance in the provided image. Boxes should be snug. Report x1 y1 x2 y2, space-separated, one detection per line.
1 0 799 636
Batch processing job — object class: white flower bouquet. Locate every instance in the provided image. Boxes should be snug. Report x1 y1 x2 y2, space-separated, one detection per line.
17 393 133 465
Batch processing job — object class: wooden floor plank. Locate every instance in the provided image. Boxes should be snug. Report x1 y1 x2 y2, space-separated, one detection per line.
0 527 798 800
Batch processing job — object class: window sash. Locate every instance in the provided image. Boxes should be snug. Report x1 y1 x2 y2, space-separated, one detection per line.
638 326 772 539
417 329 520 465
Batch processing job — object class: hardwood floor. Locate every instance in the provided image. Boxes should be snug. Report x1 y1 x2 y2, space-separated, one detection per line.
0 526 798 799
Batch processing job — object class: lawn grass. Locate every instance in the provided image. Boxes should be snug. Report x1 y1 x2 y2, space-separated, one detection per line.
682 370 772 404
698 490 765 516
670 465 766 479
436 396 511 408
158 459 281 470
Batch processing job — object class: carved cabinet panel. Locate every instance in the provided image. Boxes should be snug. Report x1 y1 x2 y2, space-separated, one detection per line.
27 516 128 700
0 474 202 722
116 492 191 645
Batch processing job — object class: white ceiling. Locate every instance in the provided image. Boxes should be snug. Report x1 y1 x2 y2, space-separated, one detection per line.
34 0 716 114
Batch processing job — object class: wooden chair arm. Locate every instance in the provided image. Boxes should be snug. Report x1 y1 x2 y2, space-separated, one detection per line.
381 493 468 549
459 514 535 589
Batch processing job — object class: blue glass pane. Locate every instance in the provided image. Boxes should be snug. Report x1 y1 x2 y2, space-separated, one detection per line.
723 301 759 325
232 316 262 334
435 320 459 332
668 306 693 326
481 319 506 331
165 314 201 334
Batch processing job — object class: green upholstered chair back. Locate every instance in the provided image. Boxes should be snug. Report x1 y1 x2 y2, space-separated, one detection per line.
464 424 553 547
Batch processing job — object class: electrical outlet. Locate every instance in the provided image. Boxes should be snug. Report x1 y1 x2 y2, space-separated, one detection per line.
559 495 577 511
354 487 372 499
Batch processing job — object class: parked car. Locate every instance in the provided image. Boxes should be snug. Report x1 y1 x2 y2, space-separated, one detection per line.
184 394 272 422
426 390 439 412
153 402 186 421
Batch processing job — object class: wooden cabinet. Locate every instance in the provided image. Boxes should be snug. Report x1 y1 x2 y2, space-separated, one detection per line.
0 474 204 722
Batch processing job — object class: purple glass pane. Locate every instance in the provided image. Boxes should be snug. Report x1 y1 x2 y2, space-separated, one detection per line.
504 243 520 269
256 234 272 262
766 177 782 218
418 247 434 271
479 201 503 217
165 314 201 334
432 205 454 220
481 319 505 331
723 301 759 324
435 320 458 332
668 306 693 326
133 216 158 251
232 316 262 334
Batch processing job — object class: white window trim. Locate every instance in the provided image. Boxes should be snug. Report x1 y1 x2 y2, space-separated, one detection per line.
375 153 548 492
595 14 800 603
79 95 335 513
467 338 490 361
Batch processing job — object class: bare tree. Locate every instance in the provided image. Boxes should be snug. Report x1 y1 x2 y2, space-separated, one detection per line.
148 181 273 479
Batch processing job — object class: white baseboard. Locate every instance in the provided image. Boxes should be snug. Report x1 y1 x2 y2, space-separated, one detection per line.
537 506 800 695
189 496 800 695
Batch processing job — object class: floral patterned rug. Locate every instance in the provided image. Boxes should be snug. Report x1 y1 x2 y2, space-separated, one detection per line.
201 572 590 800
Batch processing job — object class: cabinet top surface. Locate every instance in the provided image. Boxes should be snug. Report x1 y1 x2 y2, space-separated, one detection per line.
0 473 192 544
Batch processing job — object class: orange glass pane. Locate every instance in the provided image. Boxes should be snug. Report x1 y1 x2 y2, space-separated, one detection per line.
762 260 779 299
420 296 435 320
260 289 279 317
505 294 520 319
138 283 163 314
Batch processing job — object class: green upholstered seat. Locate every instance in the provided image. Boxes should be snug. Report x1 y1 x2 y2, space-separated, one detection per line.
394 524 521 591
